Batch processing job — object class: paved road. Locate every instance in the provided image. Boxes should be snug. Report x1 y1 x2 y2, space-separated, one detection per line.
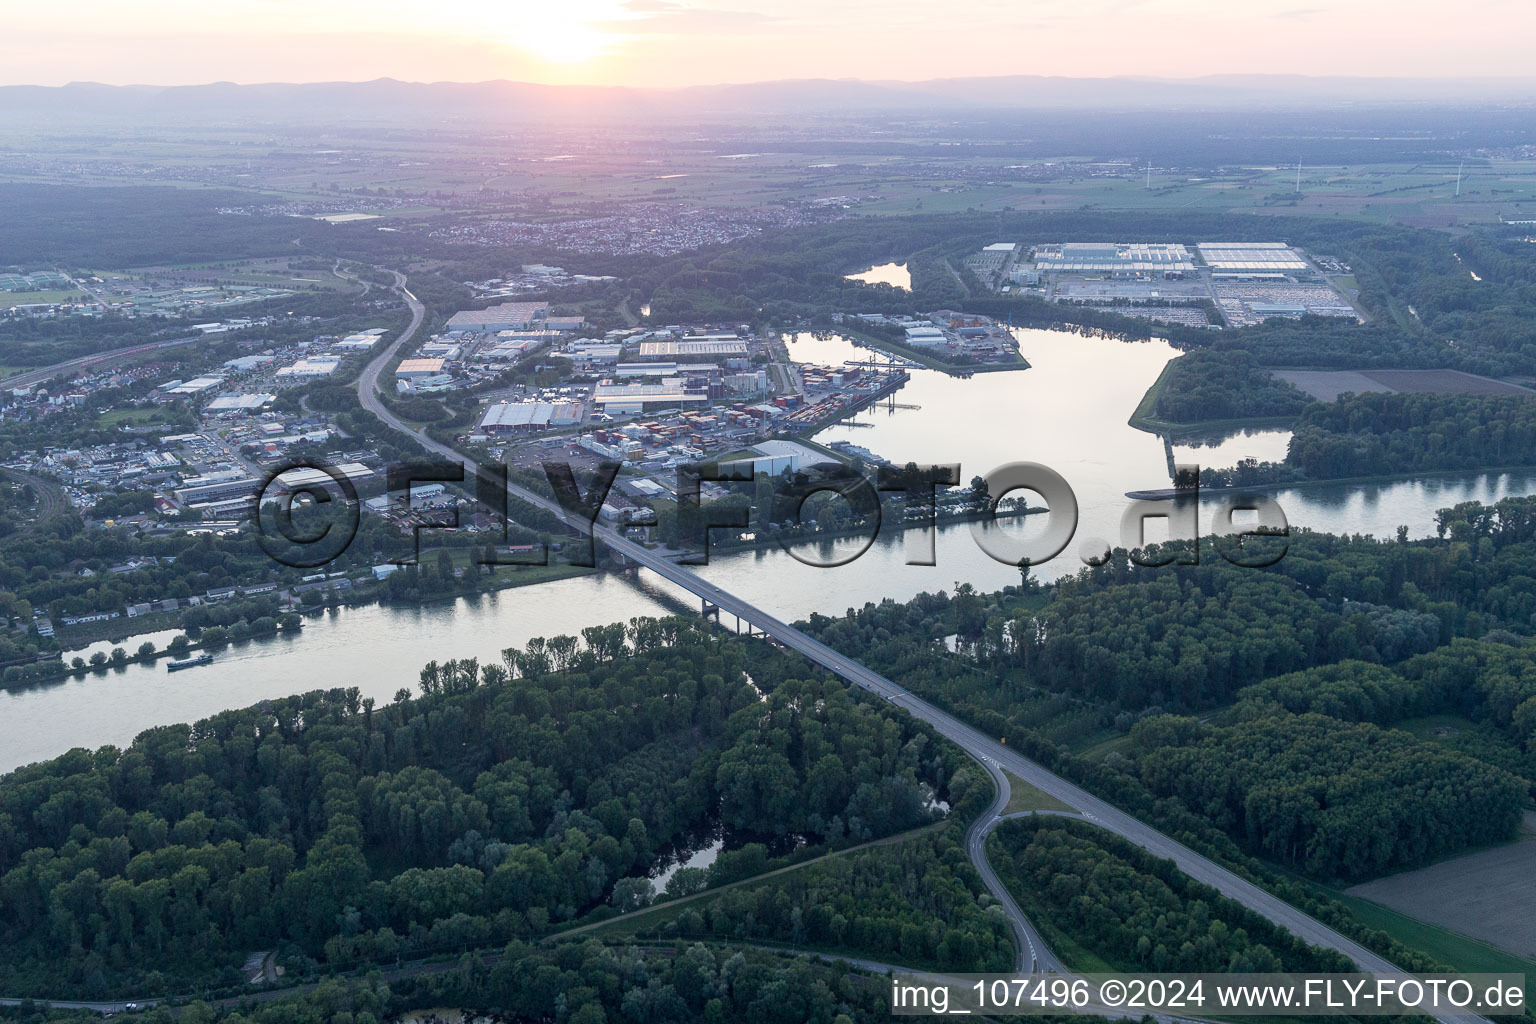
355 268 425 422
0 996 158 1012
356 273 1485 1024
1 335 203 391
966 758 1066 974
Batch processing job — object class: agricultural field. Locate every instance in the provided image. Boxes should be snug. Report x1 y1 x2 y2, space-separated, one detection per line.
859 161 1536 224
1275 368 1536 402
1345 814 1536 959
0 288 89 304
4 112 1534 227
127 257 357 292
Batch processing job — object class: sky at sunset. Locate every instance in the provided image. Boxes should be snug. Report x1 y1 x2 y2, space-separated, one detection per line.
1 0 1527 87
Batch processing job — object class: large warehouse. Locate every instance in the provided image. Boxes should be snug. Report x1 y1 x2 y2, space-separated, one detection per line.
478 401 584 434
396 358 447 380
635 338 748 360
593 382 711 415
1196 242 1310 271
444 301 549 335
1033 242 1195 275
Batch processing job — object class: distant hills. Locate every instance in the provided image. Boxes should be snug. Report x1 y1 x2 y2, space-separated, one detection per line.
1 75 1532 125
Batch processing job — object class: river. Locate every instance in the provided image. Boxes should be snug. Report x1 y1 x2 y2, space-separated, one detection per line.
3 327 1533 773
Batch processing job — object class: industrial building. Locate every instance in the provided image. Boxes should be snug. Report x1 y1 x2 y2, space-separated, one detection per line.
444 301 548 336
593 381 711 415
331 330 387 350
1196 242 1309 272
176 476 259 506
476 337 544 362
740 439 819 476
1033 242 1194 275
724 370 769 394
566 343 623 366
396 358 447 380
1248 302 1309 317
223 355 276 371
276 356 342 378
268 462 376 493
205 393 275 413
614 362 720 378
186 497 255 520
417 339 463 360
580 434 644 462
396 374 456 395
478 400 585 434
904 325 949 348
363 482 448 511
636 338 748 360
163 375 226 395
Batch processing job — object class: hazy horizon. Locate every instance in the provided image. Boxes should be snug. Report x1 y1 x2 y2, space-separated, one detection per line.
15 71 1536 91
3 0 1530 89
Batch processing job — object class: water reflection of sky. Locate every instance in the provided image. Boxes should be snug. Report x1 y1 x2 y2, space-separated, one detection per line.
842 262 910 290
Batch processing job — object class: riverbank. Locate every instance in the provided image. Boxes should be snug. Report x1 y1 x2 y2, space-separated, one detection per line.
3 617 304 691
2 559 598 691
1126 358 1298 436
838 326 1029 376
1127 462 1536 500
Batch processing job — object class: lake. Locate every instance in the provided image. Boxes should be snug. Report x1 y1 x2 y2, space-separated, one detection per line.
843 262 910 290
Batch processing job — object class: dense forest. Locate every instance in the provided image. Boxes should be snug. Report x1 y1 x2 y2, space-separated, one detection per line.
991 571 1441 709
1231 639 1536 785
617 828 1013 972
800 499 1536 885
813 569 1441 714
1150 349 1310 424
0 941 914 1024
988 817 1352 972
1132 711 1524 879
0 620 974 997
1288 391 1536 479
1207 390 1536 486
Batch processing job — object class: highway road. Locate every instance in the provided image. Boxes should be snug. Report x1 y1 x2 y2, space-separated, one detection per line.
354 268 425 420
358 274 1485 1024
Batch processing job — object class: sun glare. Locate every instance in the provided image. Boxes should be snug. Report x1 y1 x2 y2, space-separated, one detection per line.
499 2 629 65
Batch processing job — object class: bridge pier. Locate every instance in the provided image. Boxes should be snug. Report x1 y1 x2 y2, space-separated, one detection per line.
701 599 720 623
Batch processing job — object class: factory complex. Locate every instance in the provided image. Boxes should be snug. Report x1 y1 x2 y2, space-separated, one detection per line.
965 239 1362 329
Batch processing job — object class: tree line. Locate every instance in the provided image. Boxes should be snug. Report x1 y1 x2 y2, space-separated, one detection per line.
989 817 1353 972
1131 710 1525 880
1152 349 1310 423
0 618 968 997
626 828 1013 973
